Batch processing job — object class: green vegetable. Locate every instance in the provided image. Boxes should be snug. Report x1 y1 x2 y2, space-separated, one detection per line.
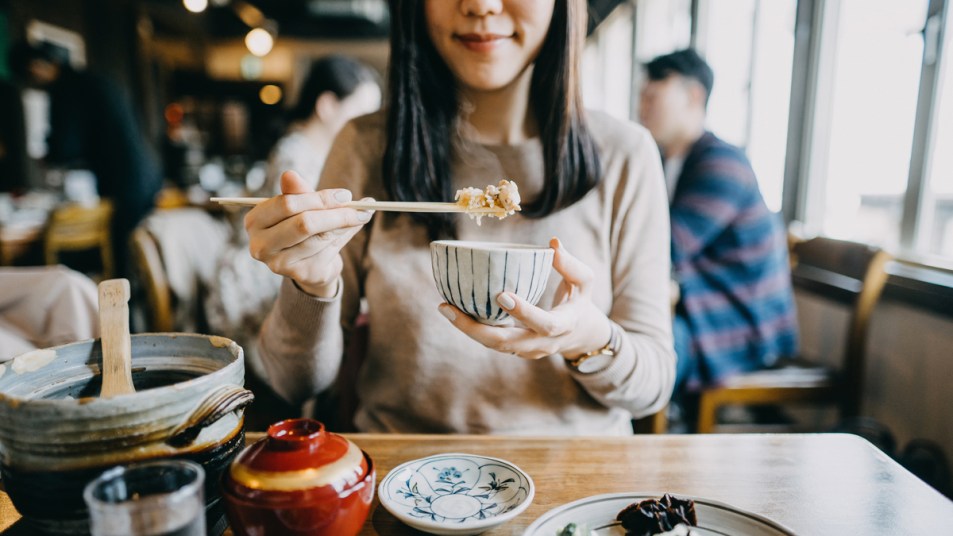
557 522 592 536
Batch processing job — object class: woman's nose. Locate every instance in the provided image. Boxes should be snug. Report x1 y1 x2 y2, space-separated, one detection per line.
459 0 504 17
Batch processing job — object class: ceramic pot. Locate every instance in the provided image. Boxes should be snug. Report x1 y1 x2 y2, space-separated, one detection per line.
0 333 254 535
222 418 375 536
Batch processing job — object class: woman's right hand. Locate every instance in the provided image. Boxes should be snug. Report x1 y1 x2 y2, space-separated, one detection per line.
244 170 373 298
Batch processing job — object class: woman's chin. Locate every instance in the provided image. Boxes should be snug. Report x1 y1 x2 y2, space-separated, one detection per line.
456 71 529 94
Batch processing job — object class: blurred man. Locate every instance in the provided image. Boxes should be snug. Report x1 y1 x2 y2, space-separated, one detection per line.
9 41 160 277
640 49 798 400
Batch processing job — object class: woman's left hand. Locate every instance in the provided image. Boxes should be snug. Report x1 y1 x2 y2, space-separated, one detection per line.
439 238 613 360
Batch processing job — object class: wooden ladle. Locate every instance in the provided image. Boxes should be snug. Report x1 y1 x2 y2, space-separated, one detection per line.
98 279 135 398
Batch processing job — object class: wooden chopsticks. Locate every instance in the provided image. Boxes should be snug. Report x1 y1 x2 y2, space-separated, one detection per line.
210 197 502 214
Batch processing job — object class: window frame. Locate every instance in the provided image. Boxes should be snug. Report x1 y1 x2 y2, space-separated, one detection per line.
901 0 950 264
780 0 952 270
777 0 953 313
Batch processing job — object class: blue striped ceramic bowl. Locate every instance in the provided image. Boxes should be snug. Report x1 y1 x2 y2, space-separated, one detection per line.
430 240 554 326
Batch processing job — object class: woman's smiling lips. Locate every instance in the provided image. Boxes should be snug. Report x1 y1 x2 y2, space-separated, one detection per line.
454 32 513 53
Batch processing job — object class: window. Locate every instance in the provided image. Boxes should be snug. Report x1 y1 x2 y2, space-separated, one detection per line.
634 0 692 62
582 2 635 121
816 0 929 252
626 0 953 268
701 0 757 148
747 1 797 213
920 7 953 260
700 0 797 212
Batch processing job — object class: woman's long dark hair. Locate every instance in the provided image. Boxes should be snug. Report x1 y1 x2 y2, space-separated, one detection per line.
384 0 601 239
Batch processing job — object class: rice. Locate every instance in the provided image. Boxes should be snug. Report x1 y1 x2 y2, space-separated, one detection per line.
455 180 521 225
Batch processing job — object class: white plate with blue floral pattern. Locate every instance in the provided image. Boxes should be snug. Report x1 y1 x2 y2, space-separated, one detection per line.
378 452 535 535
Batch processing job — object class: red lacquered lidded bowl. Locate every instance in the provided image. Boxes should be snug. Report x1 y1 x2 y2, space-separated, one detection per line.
222 419 375 536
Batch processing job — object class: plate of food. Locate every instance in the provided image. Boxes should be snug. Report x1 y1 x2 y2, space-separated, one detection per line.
523 492 794 536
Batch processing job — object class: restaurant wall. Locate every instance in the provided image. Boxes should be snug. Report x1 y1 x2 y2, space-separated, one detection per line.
81 0 141 109
6 0 86 43
7 0 140 86
796 294 953 465
7 0 157 153
205 37 389 97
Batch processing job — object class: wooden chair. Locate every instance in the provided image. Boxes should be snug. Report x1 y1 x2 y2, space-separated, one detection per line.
44 200 114 279
633 408 668 434
696 236 892 433
129 226 174 332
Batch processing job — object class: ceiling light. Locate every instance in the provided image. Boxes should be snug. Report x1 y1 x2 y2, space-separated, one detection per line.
183 0 208 13
245 27 273 57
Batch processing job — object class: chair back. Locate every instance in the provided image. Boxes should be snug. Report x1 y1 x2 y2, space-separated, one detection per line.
45 200 114 278
791 237 891 416
130 226 174 332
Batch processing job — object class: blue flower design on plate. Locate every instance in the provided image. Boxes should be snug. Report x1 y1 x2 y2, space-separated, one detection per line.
379 453 534 533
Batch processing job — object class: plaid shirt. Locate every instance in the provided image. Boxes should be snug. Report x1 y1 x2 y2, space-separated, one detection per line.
671 132 798 387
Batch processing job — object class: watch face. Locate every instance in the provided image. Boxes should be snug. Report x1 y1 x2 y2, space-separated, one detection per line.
576 353 614 374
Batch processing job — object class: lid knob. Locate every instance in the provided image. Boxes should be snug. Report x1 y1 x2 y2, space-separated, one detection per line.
266 418 326 452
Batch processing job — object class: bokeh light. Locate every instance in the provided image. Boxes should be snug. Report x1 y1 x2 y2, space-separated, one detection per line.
259 85 282 105
245 28 274 57
183 0 208 13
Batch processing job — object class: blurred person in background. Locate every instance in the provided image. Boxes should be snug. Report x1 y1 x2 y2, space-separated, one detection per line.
256 55 382 196
0 77 27 192
205 55 381 391
0 266 99 362
639 49 797 418
9 40 160 277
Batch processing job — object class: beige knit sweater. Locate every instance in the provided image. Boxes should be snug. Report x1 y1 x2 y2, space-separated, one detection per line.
258 110 675 435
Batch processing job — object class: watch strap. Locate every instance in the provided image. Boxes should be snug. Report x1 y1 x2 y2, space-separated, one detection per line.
566 321 623 370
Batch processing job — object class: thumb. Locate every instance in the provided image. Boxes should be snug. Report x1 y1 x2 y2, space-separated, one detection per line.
280 170 312 195
550 237 593 292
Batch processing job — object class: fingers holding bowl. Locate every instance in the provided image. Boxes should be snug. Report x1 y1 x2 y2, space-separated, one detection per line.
495 292 569 338
437 304 557 360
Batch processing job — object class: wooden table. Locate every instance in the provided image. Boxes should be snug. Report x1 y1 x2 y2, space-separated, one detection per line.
2 433 952 535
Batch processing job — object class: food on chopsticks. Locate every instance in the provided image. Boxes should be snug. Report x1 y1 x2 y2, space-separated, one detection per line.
616 494 698 535
556 522 594 536
455 179 521 224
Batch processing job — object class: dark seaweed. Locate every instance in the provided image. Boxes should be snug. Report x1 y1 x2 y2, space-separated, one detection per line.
616 494 698 535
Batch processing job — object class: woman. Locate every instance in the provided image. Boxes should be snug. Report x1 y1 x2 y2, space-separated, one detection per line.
246 0 675 435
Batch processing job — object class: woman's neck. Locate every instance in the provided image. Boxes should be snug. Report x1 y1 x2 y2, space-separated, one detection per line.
458 66 538 146
299 119 335 160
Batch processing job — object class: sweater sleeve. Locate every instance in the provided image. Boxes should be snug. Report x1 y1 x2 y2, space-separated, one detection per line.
257 120 370 405
569 127 676 419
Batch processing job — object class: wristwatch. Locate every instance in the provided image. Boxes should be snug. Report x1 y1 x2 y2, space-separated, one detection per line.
565 322 623 374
